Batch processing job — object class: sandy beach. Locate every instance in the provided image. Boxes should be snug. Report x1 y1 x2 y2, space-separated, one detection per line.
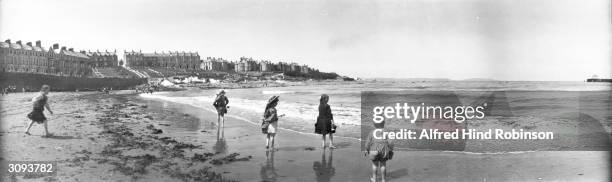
1 91 609 181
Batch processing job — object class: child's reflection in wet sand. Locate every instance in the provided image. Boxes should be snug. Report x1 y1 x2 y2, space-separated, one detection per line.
260 150 278 182
313 149 335 182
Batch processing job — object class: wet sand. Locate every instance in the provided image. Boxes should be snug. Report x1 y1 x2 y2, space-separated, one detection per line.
1 91 610 181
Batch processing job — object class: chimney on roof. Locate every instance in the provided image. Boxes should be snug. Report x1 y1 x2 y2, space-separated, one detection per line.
35 41 41 47
68 48 74 52
16 40 22 45
26 42 32 46
4 39 10 44
53 44 59 49
61 46 66 51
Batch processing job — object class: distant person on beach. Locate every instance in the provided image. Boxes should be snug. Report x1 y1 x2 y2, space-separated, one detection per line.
364 119 393 182
25 85 54 136
262 95 280 150
315 94 336 149
213 90 229 128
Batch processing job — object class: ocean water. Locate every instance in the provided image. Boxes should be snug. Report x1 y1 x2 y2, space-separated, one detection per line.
140 81 611 141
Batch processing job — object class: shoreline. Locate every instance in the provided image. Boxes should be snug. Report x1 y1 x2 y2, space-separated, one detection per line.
1 91 610 181
139 91 610 181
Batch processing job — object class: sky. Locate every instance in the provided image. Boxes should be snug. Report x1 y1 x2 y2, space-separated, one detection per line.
1 0 610 81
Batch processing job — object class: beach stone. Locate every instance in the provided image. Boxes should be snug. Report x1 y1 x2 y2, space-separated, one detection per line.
152 129 163 134
304 147 316 151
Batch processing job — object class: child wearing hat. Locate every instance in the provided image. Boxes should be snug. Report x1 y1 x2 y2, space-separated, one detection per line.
213 90 229 128
262 95 280 150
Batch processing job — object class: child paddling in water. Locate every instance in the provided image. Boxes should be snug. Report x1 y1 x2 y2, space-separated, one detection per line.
213 90 229 128
25 85 54 136
262 95 285 151
315 94 336 149
364 119 393 182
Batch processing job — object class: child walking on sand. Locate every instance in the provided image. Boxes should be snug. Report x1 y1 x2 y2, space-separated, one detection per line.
364 119 393 182
25 85 54 136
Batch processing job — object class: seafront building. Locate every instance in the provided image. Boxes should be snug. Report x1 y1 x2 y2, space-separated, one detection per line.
275 62 291 72
124 50 200 70
234 57 259 72
289 63 300 72
201 57 234 72
0 39 94 77
229 58 312 74
0 39 142 79
88 50 118 67
259 61 274 72
300 64 310 74
1 38 322 80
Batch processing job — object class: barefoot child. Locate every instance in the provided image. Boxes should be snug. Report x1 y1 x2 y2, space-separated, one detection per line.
364 119 393 182
25 85 53 136
315 94 336 149
213 90 229 128
262 95 281 150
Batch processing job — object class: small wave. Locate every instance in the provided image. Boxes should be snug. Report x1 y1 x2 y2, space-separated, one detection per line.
262 90 296 95
139 92 360 140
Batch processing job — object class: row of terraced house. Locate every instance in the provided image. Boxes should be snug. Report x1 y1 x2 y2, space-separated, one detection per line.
0 39 203 78
1 38 316 79
0 39 134 78
201 56 313 74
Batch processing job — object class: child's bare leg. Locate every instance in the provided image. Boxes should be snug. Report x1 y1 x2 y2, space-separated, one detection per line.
321 134 326 148
266 134 270 149
329 134 336 148
270 133 276 150
220 115 225 128
25 120 35 135
43 120 50 136
371 161 378 182
380 161 387 182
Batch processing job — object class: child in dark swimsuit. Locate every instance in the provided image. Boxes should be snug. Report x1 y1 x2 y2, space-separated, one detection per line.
25 85 53 136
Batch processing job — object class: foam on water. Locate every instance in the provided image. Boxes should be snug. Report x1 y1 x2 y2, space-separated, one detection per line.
139 92 361 141
140 92 362 126
261 90 296 95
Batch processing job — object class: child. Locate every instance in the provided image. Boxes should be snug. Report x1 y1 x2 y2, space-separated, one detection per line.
25 85 54 136
364 119 393 182
213 90 229 128
263 95 279 150
315 94 336 149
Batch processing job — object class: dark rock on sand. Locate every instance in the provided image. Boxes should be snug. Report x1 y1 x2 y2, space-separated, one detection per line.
191 153 215 162
210 153 252 165
304 147 316 151
152 129 163 134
